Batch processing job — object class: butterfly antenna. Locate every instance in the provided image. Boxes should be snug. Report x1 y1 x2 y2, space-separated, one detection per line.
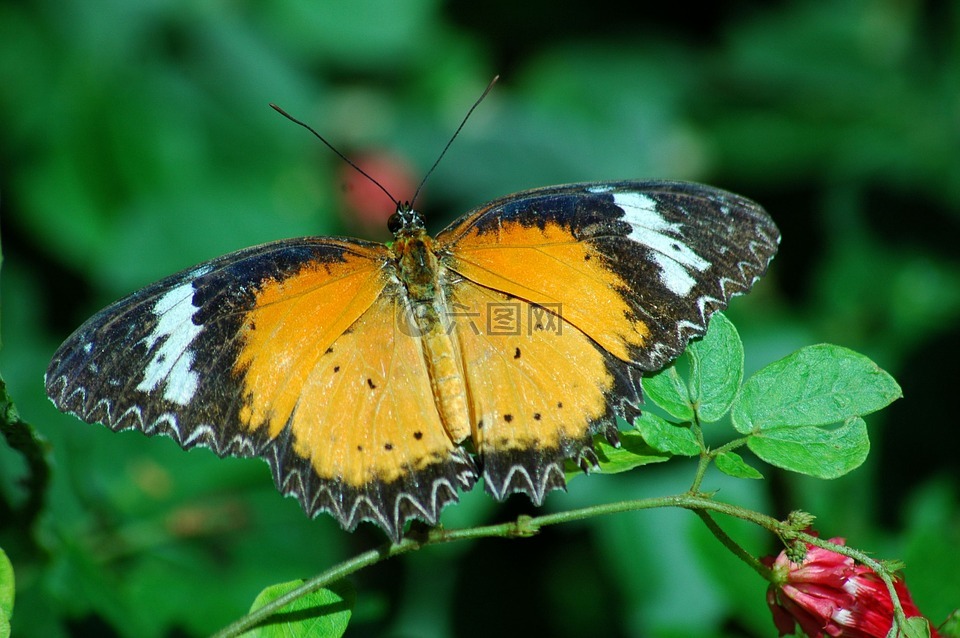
410 75 500 208
270 103 401 210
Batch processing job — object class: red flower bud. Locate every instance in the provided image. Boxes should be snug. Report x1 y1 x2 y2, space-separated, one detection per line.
764 537 940 637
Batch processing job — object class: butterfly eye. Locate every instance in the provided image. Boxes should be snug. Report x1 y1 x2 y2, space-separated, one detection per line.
387 212 403 234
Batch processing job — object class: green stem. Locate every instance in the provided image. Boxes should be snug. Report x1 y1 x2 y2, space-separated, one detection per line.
689 412 710 493
210 541 419 638
211 492 787 637
0 377 51 534
694 510 772 580
710 436 750 457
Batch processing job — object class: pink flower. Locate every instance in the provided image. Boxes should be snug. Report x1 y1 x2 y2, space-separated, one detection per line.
764 537 940 637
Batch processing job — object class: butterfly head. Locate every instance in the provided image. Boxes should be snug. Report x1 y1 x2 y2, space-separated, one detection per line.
387 202 426 237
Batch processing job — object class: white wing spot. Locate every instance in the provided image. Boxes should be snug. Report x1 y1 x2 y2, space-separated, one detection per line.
136 266 211 405
613 191 711 296
587 184 615 193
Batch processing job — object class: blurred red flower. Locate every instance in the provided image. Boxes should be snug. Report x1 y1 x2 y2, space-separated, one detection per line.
764 537 940 637
338 151 416 236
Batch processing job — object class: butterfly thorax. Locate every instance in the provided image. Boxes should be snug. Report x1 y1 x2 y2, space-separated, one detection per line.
393 229 439 303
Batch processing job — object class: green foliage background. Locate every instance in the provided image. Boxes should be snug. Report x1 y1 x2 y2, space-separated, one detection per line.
1 1 958 636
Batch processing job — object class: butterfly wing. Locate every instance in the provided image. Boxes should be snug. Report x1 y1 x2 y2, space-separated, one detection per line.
436 180 779 499
446 279 640 501
254 284 476 538
46 237 476 541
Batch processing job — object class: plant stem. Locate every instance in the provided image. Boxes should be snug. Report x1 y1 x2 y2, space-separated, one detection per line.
710 436 750 457
212 492 787 637
210 541 419 638
694 510 772 580
689 412 710 493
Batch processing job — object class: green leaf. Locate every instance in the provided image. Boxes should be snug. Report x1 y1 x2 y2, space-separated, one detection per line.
642 366 694 421
635 413 700 457
242 579 355 638
714 451 763 479
590 431 671 476
747 416 870 479
731 344 902 434
937 609 960 637
0 547 12 638
687 312 744 422
899 616 934 638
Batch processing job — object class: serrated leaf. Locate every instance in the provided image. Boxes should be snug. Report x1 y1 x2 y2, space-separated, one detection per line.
688 312 744 422
731 344 902 434
585 431 671 477
0 548 12 638
635 413 700 457
714 451 763 479
747 416 870 479
642 366 694 421
242 579 354 638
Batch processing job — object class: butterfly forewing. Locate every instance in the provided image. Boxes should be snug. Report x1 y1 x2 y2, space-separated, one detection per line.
437 180 780 370
45 237 479 540
46 238 386 455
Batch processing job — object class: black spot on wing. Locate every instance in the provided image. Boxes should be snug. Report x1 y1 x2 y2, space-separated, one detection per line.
480 326 642 505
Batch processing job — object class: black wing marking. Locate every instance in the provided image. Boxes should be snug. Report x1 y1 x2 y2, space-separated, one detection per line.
438 179 780 370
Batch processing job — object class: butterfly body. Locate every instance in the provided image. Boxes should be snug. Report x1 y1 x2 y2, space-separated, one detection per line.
47 180 779 541
392 221 474 445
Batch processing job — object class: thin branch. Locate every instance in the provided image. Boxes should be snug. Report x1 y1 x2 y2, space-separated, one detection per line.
694 510 772 580
211 492 785 637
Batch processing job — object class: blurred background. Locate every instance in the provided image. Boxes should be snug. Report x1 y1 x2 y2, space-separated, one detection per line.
1 0 958 636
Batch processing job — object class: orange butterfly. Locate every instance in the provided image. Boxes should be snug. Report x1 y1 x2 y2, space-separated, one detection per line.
46 179 778 541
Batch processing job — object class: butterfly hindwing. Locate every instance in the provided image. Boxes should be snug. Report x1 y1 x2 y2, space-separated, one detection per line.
239 284 477 537
448 280 639 502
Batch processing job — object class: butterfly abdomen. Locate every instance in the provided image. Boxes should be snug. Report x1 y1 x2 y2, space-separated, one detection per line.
420 318 472 445
394 231 473 447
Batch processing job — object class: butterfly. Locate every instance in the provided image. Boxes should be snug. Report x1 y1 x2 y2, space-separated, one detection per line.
46 179 779 542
